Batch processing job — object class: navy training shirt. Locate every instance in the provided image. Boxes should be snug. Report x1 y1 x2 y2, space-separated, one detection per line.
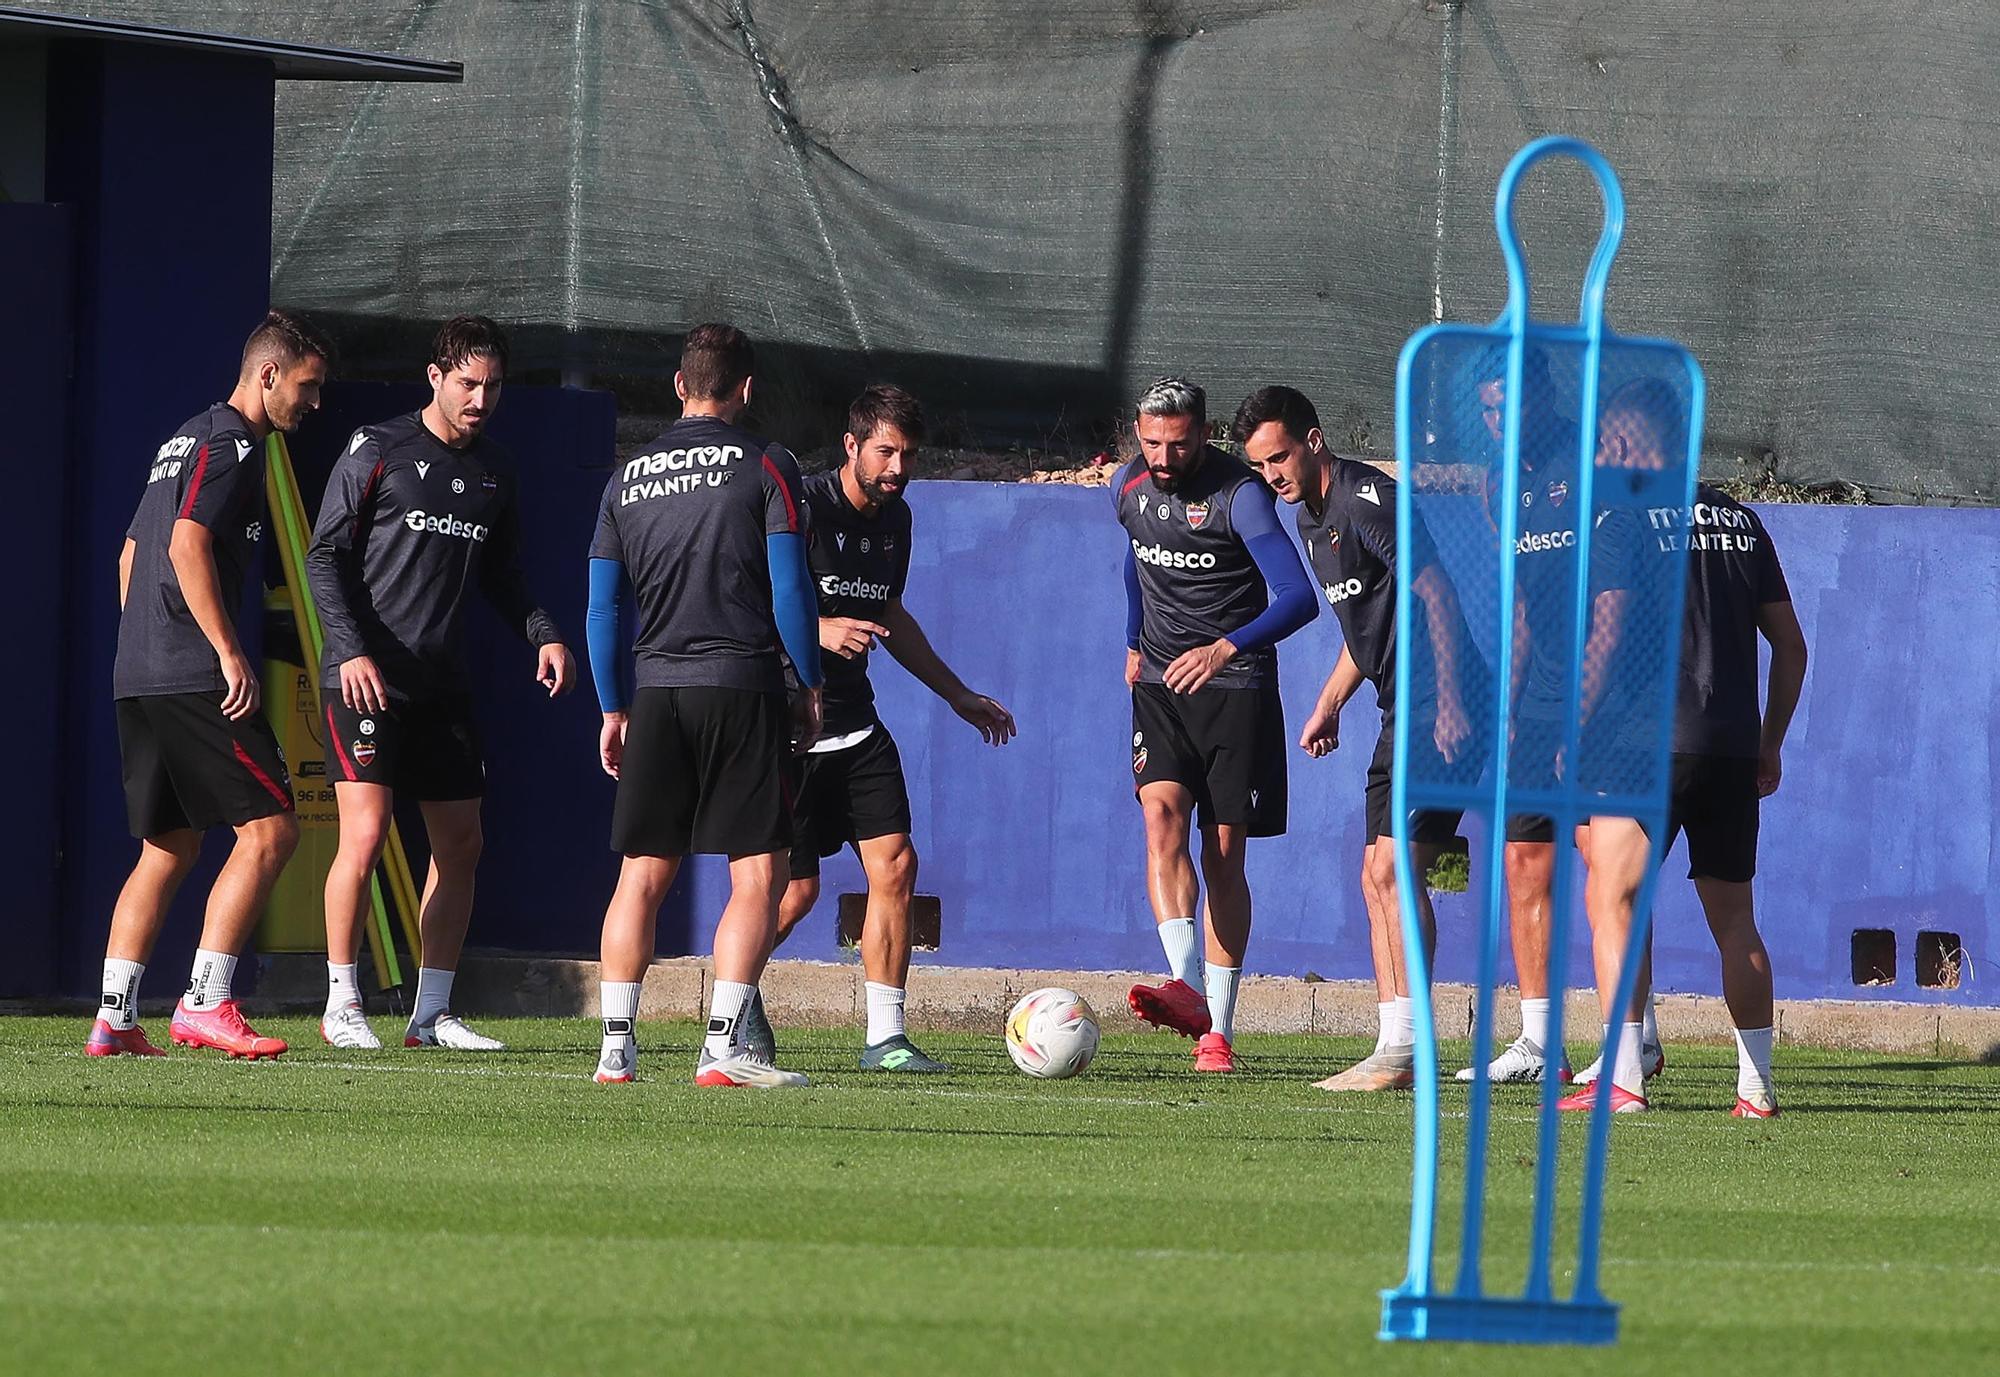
114 403 266 699
589 415 806 693
307 412 561 702
802 469 912 736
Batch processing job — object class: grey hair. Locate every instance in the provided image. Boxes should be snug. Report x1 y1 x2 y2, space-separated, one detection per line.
1135 375 1206 429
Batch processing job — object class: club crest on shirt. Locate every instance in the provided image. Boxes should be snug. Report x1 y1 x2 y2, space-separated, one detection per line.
1548 480 1569 509
352 741 377 768
481 474 497 490
1133 746 1149 774
1184 500 1210 530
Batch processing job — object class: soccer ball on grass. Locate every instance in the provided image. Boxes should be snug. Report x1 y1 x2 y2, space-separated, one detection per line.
1004 987 1100 1079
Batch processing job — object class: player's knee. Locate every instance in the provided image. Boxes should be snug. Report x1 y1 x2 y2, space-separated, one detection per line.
145 831 202 875
869 838 918 897
1364 847 1399 902
1504 842 1552 890
430 820 484 875
1140 794 1191 844
778 877 820 932
238 812 299 872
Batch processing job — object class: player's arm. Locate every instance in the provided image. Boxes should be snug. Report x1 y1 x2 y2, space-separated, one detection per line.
880 597 1015 745
1122 541 1144 686
1412 564 1472 762
305 434 390 714
586 555 629 779
170 433 262 719
118 538 135 610
1576 587 1629 727
1300 644 1365 757
479 476 573 698
1755 599 1806 797
1161 481 1318 694
761 442 823 751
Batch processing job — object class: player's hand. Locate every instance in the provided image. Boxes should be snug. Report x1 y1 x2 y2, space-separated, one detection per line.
1124 648 1142 687
339 655 389 715
953 691 1016 745
1434 691 1471 764
219 648 261 721
1757 745 1783 797
821 617 887 659
1300 701 1340 757
791 686 823 755
536 642 576 697
1163 638 1236 695
599 712 627 779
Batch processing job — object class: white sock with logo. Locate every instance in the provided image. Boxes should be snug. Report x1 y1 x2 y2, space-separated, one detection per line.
1518 996 1551 1055
1204 963 1241 1041
1373 1000 1395 1052
1735 1025 1774 1100
326 962 361 1016
184 949 236 1012
1642 992 1660 1050
101 959 144 1031
411 967 454 1028
864 981 907 1046
1391 995 1416 1049
600 980 640 1057
706 980 755 1058
1157 918 1203 989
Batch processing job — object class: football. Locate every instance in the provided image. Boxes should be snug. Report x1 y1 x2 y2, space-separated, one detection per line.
1004 987 1101 1078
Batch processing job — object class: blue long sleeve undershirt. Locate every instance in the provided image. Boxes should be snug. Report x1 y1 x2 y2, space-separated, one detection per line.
1123 543 1144 649
768 531 824 690
1226 481 1319 652
586 557 628 713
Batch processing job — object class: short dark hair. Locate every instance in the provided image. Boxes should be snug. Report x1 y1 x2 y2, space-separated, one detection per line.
679 323 754 402
1231 385 1320 447
846 383 926 446
1135 376 1205 430
431 314 509 376
241 309 335 377
1601 376 1687 461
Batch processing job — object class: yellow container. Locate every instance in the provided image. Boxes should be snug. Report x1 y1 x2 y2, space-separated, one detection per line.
257 587 338 952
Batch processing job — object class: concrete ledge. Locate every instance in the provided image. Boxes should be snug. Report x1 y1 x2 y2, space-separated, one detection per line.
246 953 2000 1057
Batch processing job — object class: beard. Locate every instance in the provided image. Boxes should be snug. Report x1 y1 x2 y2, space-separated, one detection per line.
858 471 904 505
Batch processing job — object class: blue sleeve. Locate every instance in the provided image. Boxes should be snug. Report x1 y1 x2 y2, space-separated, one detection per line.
1227 482 1318 651
586 557 627 713
1123 542 1144 650
767 531 824 689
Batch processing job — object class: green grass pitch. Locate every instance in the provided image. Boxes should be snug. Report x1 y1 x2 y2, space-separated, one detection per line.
2 1016 1996 1375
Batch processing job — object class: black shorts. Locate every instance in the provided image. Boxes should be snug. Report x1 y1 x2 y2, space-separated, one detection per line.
1664 752 1759 882
325 695 485 801
612 686 792 858
788 726 913 880
1365 707 1467 846
116 693 294 838
1131 680 1286 837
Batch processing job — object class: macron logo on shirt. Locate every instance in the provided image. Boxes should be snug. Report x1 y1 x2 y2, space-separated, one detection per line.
620 445 744 503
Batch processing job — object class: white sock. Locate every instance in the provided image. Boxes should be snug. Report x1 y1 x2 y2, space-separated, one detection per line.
1518 996 1550 1054
100 959 143 1031
706 979 755 1058
184 949 236 1012
1611 1021 1646 1097
1204 962 1241 1041
601 980 640 1049
411 967 454 1027
1735 1025 1774 1099
1391 995 1415 1048
326 962 361 1016
1157 918 1203 988
864 981 906 1046
1373 1000 1395 1052
1642 993 1660 1049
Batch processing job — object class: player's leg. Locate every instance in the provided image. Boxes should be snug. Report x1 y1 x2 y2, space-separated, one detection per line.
854 831 947 1071
1126 685 1211 1034
160 697 298 1059
404 798 499 1049
1314 742 1412 1089
91 830 201 1056
1458 831 1568 1082
687 687 807 1087
1555 815 1652 1113
1685 754 1777 1116
1193 820 1251 1071
321 781 392 1048
594 852 680 1083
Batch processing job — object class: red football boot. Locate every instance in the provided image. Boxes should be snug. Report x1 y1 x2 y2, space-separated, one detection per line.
1731 1091 1779 1119
1128 978 1212 1038
1193 1032 1236 1073
85 1020 167 1057
1556 1082 1648 1113
169 1000 288 1060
